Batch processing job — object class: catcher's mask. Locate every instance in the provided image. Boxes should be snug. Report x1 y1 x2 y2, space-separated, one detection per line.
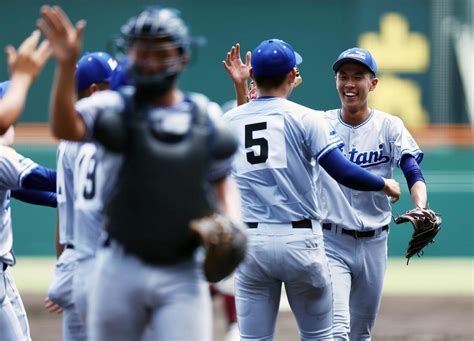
118 6 191 99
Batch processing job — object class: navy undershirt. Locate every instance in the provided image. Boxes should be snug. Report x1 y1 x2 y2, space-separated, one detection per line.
11 190 57 208
21 167 56 192
319 148 385 191
400 154 425 190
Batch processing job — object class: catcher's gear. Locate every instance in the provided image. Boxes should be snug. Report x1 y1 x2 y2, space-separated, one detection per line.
118 6 191 98
189 214 247 283
394 208 442 264
101 91 238 264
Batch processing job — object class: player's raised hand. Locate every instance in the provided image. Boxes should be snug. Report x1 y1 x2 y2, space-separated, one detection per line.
382 178 401 203
37 5 86 64
44 296 63 314
5 30 52 83
223 43 251 86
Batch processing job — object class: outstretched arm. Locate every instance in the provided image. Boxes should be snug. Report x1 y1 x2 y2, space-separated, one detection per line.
319 148 400 202
37 5 87 141
222 43 251 106
11 189 57 208
0 30 51 133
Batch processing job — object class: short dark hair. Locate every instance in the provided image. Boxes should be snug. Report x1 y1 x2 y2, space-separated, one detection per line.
254 74 288 90
77 81 110 100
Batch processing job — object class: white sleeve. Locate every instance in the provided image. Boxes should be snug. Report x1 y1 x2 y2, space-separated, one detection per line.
302 111 344 161
0 147 38 190
75 90 125 141
388 117 423 167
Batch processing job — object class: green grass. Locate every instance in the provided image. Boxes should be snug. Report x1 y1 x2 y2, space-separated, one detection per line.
7 256 474 296
383 257 474 296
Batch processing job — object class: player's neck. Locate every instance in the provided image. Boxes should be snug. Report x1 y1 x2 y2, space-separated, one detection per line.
340 106 371 126
256 86 291 99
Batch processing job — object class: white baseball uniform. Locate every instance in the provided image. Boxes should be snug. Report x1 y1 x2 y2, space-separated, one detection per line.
0 146 38 341
224 97 342 340
47 140 86 340
322 108 423 340
75 89 229 341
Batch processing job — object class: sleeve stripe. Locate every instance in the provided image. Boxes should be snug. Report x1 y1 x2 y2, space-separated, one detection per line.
18 163 38 188
400 148 424 164
315 140 344 161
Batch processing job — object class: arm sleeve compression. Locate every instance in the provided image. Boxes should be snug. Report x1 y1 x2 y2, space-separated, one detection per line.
319 148 385 191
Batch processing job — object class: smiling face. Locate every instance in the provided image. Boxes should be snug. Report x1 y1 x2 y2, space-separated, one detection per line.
335 62 378 114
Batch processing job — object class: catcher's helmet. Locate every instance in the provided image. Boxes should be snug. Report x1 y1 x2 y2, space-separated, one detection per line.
119 6 191 98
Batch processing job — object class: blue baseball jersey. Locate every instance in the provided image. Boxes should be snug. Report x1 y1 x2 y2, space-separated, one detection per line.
0 147 38 265
56 141 79 245
322 109 423 229
223 97 343 222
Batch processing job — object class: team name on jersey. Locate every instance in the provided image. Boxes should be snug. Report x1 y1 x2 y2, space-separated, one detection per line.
344 143 390 168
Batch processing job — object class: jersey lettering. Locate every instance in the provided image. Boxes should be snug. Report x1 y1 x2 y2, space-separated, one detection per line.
245 122 269 164
75 144 100 208
346 143 390 168
233 114 287 174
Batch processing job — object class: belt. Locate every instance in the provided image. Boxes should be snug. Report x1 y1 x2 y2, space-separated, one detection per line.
246 219 312 229
323 223 388 239
64 244 75 249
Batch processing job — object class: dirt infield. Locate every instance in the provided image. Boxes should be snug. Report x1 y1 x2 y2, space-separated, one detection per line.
23 294 473 340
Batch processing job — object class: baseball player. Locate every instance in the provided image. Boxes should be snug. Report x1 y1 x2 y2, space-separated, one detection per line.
39 5 240 341
222 39 400 340
0 100 57 341
44 51 117 340
0 30 50 133
320 47 427 340
0 81 56 208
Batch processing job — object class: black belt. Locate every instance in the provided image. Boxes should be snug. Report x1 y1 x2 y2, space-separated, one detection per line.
323 223 388 239
64 244 75 249
246 219 312 229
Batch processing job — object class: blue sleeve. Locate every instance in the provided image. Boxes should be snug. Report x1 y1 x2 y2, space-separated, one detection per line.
400 154 425 191
319 148 385 191
21 166 57 192
11 189 57 208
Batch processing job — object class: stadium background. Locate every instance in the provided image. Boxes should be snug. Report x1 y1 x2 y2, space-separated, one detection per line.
2 0 471 257
0 0 472 339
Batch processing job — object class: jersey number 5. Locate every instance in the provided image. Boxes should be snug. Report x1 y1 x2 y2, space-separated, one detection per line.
245 122 268 164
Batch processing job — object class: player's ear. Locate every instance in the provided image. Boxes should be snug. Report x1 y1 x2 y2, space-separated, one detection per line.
89 83 98 94
181 52 190 68
288 68 297 84
249 68 256 82
369 77 378 91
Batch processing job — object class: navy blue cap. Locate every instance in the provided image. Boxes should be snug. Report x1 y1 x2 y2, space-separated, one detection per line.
0 80 10 98
332 47 377 76
251 39 302 78
76 52 118 91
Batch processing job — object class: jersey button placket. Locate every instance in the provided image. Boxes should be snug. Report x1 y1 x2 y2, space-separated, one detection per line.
349 127 356 205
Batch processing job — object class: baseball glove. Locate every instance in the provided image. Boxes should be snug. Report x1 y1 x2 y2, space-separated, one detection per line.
394 208 442 264
189 214 247 283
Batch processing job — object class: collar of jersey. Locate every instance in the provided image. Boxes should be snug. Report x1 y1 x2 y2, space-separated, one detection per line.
255 96 279 101
337 108 374 129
